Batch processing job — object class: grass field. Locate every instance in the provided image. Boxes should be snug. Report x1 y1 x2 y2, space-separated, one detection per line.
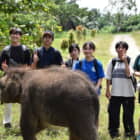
131 31 140 47
0 31 140 140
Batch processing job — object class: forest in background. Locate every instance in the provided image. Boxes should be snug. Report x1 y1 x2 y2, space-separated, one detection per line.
0 0 140 47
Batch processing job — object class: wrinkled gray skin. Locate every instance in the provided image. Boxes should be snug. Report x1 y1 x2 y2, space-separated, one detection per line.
0 66 99 140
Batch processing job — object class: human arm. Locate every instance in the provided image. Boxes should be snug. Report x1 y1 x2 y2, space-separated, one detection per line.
95 60 105 90
31 51 39 69
55 51 63 65
95 78 103 91
123 56 131 77
105 60 112 99
0 50 9 71
105 79 111 99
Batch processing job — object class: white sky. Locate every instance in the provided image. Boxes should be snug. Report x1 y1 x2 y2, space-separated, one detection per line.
76 0 140 13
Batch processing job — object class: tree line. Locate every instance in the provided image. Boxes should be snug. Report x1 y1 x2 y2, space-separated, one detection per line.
0 0 140 47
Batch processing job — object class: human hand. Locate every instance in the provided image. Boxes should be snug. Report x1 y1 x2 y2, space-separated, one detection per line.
33 52 39 64
105 91 111 99
121 54 127 62
2 60 8 71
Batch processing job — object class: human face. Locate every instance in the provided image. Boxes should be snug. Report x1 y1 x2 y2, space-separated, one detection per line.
10 33 21 44
70 48 80 60
83 44 94 59
43 35 53 47
116 45 127 58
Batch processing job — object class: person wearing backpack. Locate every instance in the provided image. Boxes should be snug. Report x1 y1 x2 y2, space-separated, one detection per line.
133 54 140 140
105 41 135 139
133 53 140 100
31 30 63 69
0 27 31 128
72 41 105 95
65 43 80 68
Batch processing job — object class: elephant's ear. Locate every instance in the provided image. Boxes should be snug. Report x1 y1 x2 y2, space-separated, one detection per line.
7 68 26 82
0 78 5 89
0 74 8 90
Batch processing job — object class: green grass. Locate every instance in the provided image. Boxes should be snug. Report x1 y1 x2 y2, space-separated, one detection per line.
0 31 140 140
131 31 140 47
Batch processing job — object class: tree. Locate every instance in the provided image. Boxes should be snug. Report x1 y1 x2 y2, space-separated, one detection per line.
108 0 137 15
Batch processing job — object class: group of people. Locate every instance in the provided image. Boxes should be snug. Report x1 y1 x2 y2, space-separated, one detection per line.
1 27 140 139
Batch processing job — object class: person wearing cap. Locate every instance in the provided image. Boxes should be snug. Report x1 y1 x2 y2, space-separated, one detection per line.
0 27 31 128
65 43 80 68
105 41 135 138
31 30 63 69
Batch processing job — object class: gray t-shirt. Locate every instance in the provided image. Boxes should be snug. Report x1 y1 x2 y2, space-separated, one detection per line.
106 57 135 97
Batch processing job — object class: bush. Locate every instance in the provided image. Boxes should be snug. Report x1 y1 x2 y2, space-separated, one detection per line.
90 29 97 38
100 25 117 33
68 32 75 46
75 25 85 42
60 39 69 50
82 28 87 40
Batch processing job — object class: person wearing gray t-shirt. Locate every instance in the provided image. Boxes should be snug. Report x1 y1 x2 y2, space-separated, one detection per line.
105 41 135 139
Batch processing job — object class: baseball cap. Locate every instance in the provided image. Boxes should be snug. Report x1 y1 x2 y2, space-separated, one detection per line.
9 27 22 36
43 30 54 40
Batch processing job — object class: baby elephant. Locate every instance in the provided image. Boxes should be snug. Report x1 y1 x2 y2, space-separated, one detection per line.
0 66 99 140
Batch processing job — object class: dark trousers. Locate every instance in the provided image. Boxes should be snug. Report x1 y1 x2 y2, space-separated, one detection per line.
108 96 135 137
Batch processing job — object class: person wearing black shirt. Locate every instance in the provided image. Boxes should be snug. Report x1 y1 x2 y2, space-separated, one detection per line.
0 27 31 128
32 30 63 69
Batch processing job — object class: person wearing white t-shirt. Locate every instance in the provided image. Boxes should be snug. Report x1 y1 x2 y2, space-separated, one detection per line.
105 41 135 139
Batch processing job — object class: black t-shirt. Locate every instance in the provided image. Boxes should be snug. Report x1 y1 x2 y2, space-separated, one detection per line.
0 45 31 69
36 46 63 68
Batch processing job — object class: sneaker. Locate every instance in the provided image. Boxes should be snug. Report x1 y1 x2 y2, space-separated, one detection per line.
125 132 135 138
4 123 12 128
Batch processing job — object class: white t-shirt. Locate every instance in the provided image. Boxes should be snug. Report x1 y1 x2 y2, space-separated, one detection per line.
106 57 135 97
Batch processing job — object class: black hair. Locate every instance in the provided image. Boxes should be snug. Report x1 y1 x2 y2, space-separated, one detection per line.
82 41 96 50
115 41 129 50
9 27 22 36
69 43 80 53
43 30 54 40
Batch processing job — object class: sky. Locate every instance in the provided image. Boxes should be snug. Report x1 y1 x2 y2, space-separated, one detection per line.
76 0 140 13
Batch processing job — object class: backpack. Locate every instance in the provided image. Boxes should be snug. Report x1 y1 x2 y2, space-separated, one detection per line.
65 59 73 68
111 57 137 92
79 58 99 77
4 45 27 66
79 59 102 88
